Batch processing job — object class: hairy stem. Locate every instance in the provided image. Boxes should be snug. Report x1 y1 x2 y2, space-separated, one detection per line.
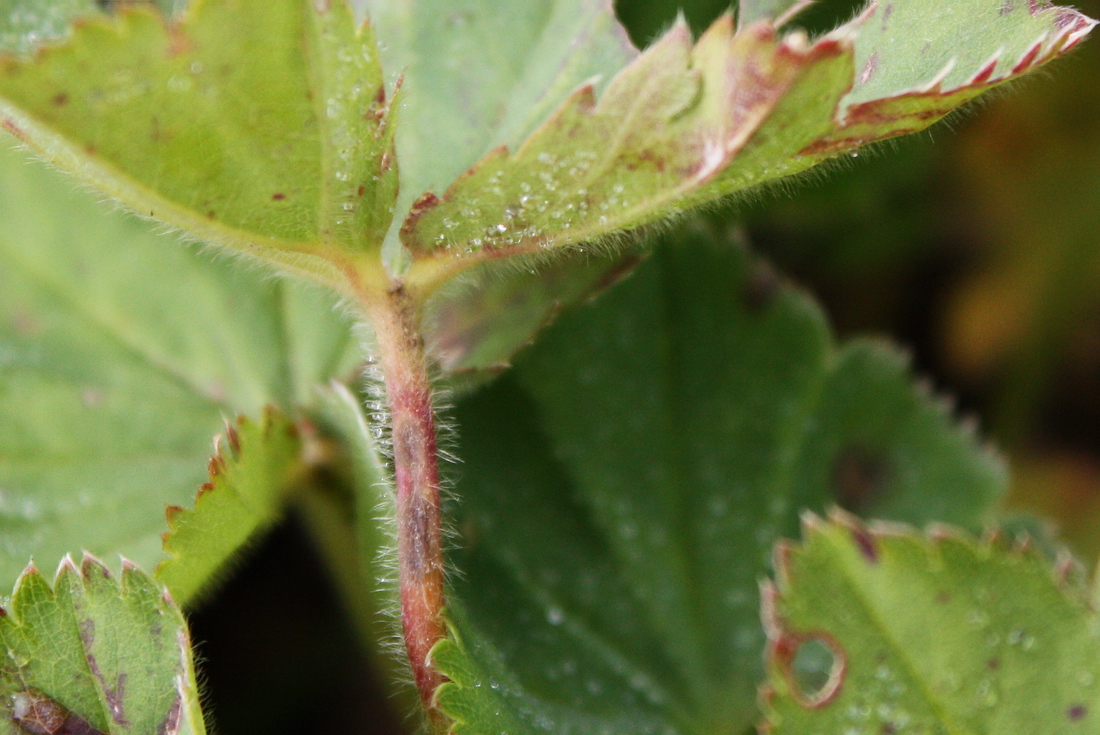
365 285 448 721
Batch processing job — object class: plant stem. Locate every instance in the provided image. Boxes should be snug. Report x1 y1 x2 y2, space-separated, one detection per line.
364 284 448 722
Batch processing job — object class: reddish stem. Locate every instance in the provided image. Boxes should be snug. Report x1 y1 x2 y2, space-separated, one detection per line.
368 286 448 723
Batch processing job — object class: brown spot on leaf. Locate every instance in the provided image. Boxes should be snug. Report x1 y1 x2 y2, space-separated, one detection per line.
357 185 366 197
82 653 128 728
155 697 181 735
833 446 893 514
851 526 879 563
165 24 191 57
271 193 285 201
400 192 441 245
79 619 95 649
1000 0 1015 14
51 93 69 106
11 689 105 735
1069 705 1088 720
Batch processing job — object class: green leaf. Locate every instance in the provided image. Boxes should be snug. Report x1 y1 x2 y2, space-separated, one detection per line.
399 1 1094 275
762 512 1100 733
368 0 643 372
365 0 635 246
0 0 398 279
0 556 206 735
737 0 812 28
0 143 358 586
424 249 643 378
156 410 305 604
0 0 96 56
434 227 1006 733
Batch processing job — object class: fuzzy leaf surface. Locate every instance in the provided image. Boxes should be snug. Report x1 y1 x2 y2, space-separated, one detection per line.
424 250 643 378
0 557 206 735
435 228 1006 734
401 0 1094 273
156 410 304 604
0 145 359 586
0 0 398 278
365 0 635 241
366 0 641 373
762 513 1100 733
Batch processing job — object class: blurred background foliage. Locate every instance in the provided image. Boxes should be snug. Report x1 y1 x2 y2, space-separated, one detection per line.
178 0 1100 731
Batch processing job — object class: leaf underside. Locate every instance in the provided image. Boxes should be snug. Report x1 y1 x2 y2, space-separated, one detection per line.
0 143 358 587
0 557 205 735
399 0 1094 271
762 512 1100 734
433 227 1006 734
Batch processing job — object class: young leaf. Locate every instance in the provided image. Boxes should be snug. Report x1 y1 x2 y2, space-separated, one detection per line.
0 556 206 735
762 512 1100 733
399 0 1094 280
365 0 635 238
0 0 398 281
434 227 1005 733
156 410 305 604
368 0 644 374
0 145 358 584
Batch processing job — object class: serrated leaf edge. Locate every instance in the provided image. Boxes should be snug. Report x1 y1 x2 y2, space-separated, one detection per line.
758 507 1094 732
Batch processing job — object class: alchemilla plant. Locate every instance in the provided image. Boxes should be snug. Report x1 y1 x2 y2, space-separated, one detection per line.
0 0 1095 732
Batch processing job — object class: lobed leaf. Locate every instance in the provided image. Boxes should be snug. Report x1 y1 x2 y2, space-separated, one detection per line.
0 143 359 586
762 512 1100 733
433 227 1006 734
0 0 398 282
400 0 1094 280
156 410 305 604
0 556 206 734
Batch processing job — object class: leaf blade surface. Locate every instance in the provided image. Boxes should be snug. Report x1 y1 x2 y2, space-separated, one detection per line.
434 227 1005 733
0 557 206 735
0 145 358 587
762 513 1100 733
